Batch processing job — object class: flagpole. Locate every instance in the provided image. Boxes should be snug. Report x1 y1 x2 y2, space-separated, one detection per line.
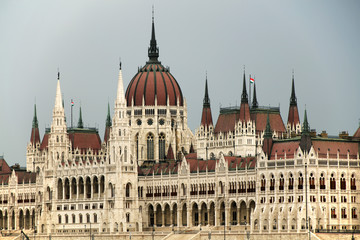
71 99 73 128
249 74 251 107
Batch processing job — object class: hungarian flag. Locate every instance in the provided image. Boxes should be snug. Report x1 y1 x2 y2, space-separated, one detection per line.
250 77 255 83
71 100 74 106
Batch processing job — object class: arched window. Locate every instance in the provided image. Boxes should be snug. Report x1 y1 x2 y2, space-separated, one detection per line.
126 213 130 223
270 174 275 191
87 214 90 223
135 133 139 160
126 183 131 198
261 175 266 191
147 133 154 160
159 133 166 160
65 214 68 223
319 173 325 189
288 173 294 190
351 174 356 190
124 147 127 162
79 214 83 223
340 173 346 190
94 214 97 223
309 173 315 189
119 129 121 136
58 215 62 224
72 214 76 223
279 174 284 191
352 208 357 219
298 173 303 190
341 208 347 218
330 173 336 190
331 208 337 218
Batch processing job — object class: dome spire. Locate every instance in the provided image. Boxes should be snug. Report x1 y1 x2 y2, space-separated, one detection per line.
290 70 297 106
252 81 258 108
203 72 210 107
77 106 84 128
148 6 160 63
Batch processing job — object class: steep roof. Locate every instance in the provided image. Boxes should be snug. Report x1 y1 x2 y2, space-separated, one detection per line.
214 107 240 133
250 108 286 133
313 139 358 159
68 129 102 154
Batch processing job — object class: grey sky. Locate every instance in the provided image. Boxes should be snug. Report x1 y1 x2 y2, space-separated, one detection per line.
1 0 359 166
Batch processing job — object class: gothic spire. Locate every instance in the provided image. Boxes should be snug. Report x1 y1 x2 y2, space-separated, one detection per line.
203 74 210 108
302 108 310 135
290 73 297 106
148 7 159 63
241 71 248 103
54 72 63 111
116 60 126 105
32 104 39 129
264 112 272 139
252 82 258 108
77 107 84 128
106 102 112 127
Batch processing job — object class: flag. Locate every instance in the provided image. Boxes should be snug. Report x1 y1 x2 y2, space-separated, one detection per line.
250 77 255 84
71 100 74 106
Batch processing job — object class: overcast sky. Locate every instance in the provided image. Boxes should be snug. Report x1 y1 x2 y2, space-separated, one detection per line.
1 0 359 166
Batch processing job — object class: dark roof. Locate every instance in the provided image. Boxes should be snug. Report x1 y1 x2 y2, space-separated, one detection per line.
270 139 301 160
0 157 12 174
214 107 240 133
68 129 102 154
313 139 358 159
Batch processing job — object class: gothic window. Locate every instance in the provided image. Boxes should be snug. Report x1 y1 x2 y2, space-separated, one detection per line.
270 174 275 191
331 208 336 218
119 129 121 136
341 208 347 219
87 214 90 223
340 174 346 190
135 133 139 160
351 174 356 190
126 213 130 223
261 175 266 191
159 133 165 160
309 173 315 189
124 147 127 162
279 174 284 191
352 208 357 219
65 214 68 224
147 133 154 160
56 136 59 143
72 214 76 223
330 173 336 190
58 215 61 224
289 173 294 190
79 214 83 223
320 173 326 189
298 173 303 190
94 214 97 223
126 183 131 198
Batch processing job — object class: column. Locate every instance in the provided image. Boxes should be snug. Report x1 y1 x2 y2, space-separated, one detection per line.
162 210 165 227
77 181 79 200
69 184 72 200
187 209 192 227
237 207 241 225
177 208 181 228
154 211 157 227
170 209 173 226
214 206 218 226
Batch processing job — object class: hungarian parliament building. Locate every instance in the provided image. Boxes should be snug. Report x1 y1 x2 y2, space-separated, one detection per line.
0 19 359 237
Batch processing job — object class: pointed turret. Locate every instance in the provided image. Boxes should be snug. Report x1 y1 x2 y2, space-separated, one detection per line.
166 144 175 160
116 61 126 106
300 109 312 153
189 142 195 153
104 103 111 143
302 109 310 135
147 9 160 63
54 72 63 112
77 107 84 128
239 71 251 122
262 112 273 159
252 82 258 108
287 74 300 136
200 75 213 128
51 71 66 130
30 104 40 145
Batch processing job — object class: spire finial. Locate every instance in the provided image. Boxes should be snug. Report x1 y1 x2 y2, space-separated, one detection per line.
106 102 112 127
78 106 84 128
252 80 258 108
57 68 60 80
203 73 210 107
290 72 297 106
264 111 272 138
32 104 39 129
119 57 122 70
148 7 160 63
241 69 248 103
302 107 310 135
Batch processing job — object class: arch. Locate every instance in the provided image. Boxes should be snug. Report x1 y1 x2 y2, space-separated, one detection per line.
78 177 84 198
239 201 247 224
159 133 166 160
124 146 127 162
182 203 187 226
230 201 237 225
100 175 105 196
248 200 256 223
71 178 77 199
86 176 91 198
209 202 215 226
192 202 199 226
126 182 131 198
19 209 24 229
155 204 162 227
93 176 99 197
200 202 208 226
148 204 154 226
108 183 114 198
164 204 171 226
147 133 154 160
181 183 186 196
57 178 63 199
64 178 70 199
31 208 35 229
220 202 225 225
172 204 178 226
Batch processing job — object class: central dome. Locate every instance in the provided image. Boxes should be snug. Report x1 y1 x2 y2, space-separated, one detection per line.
125 20 183 107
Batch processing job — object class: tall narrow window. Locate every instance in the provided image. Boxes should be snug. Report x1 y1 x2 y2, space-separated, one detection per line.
147 133 154 160
159 133 165 160
135 133 139 160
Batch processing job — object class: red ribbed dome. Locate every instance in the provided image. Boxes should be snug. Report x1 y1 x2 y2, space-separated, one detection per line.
125 63 183 106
